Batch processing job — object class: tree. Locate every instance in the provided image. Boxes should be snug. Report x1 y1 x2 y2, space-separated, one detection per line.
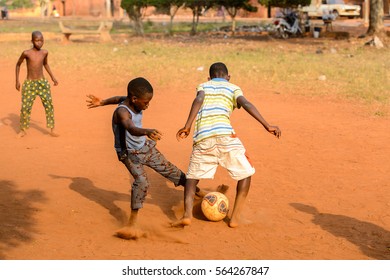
184 0 214 36
150 0 185 35
121 0 149 36
258 0 310 17
1 0 34 9
367 0 385 36
216 0 258 34
258 0 310 8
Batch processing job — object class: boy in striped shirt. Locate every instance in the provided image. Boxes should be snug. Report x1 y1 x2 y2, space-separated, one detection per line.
173 62 281 228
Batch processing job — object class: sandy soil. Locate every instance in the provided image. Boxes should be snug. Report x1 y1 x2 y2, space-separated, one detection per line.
1 26 390 260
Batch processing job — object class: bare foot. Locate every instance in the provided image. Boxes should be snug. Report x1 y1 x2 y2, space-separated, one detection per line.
17 130 27 138
195 187 207 198
49 129 59 137
229 216 252 228
171 217 192 228
217 184 229 194
228 220 239 228
115 226 146 240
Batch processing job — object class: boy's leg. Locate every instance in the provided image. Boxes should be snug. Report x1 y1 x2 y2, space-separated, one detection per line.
146 143 205 196
121 156 149 211
229 176 251 228
37 80 57 136
171 178 199 227
115 156 149 239
19 81 37 136
115 209 146 240
217 136 254 227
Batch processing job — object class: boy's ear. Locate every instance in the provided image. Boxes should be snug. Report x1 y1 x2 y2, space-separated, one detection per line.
226 75 231 81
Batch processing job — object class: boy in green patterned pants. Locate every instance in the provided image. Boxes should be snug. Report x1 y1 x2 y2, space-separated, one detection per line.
15 31 58 137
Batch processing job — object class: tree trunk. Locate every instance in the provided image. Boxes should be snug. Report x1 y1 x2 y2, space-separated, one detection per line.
125 6 144 36
231 17 236 35
190 7 201 36
226 8 237 35
169 6 179 36
191 9 196 36
367 0 384 35
133 17 144 36
268 4 271 18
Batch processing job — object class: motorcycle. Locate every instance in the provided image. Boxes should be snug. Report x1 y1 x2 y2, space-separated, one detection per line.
273 11 304 39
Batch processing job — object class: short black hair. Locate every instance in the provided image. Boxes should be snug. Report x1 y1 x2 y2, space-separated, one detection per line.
127 77 153 98
31 30 43 39
209 62 228 78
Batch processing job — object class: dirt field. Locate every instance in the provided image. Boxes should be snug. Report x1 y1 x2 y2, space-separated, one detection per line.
1 24 390 261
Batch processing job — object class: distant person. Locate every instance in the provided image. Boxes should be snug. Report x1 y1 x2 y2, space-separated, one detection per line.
86 78 206 240
15 31 59 137
172 62 281 228
52 5 59 17
1 5 8 20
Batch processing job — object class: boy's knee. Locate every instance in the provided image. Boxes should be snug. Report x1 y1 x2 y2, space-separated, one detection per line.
133 176 149 191
178 172 186 187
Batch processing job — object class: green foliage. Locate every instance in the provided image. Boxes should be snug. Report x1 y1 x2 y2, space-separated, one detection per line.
258 0 310 8
184 0 214 11
183 0 215 35
1 0 34 9
216 0 258 15
120 0 149 11
149 0 185 14
121 0 151 36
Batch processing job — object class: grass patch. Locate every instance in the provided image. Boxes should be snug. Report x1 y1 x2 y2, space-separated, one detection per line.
1 19 389 108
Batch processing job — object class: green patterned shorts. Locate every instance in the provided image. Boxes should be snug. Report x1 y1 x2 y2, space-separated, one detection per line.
20 79 55 130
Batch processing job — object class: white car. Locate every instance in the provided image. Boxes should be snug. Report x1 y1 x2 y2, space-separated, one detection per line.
301 0 361 19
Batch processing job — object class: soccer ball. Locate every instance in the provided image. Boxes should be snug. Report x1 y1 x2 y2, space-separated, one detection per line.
201 192 229 222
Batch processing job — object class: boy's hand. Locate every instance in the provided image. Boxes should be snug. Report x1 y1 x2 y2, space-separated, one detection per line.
16 81 21 91
176 127 190 141
147 129 162 141
52 78 59 86
86 94 103 109
267 125 281 139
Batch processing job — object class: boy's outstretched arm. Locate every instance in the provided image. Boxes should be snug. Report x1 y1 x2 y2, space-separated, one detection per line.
176 91 205 141
237 95 281 138
86 95 126 109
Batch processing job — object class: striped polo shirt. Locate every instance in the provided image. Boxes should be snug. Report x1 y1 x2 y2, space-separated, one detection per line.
193 78 243 144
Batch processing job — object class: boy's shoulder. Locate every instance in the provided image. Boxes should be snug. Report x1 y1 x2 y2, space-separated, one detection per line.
24 48 48 55
200 79 241 90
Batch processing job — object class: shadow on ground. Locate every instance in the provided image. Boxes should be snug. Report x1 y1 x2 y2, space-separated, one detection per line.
50 175 130 225
291 203 390 260
0 180 46 260
1 113 50 135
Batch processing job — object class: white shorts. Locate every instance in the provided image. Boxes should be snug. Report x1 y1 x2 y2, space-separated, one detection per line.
186 135 255 181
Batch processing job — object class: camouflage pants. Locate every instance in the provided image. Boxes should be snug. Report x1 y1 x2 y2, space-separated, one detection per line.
120 140 186 210
20 79 54 130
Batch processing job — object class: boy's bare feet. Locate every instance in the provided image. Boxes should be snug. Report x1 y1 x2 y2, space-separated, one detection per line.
195 187 207 198
17 130 27 138
49 128 59 137
115 226 146 240
228 218 239 228
217 184 229 194
171 217 192 228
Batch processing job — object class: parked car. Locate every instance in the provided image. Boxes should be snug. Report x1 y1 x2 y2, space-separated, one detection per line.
301 0 361 19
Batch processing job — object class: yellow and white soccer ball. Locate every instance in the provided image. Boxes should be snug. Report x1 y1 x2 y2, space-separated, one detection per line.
201 192 229 222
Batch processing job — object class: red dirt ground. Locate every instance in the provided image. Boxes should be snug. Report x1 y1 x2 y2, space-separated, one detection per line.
1 27 390 261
